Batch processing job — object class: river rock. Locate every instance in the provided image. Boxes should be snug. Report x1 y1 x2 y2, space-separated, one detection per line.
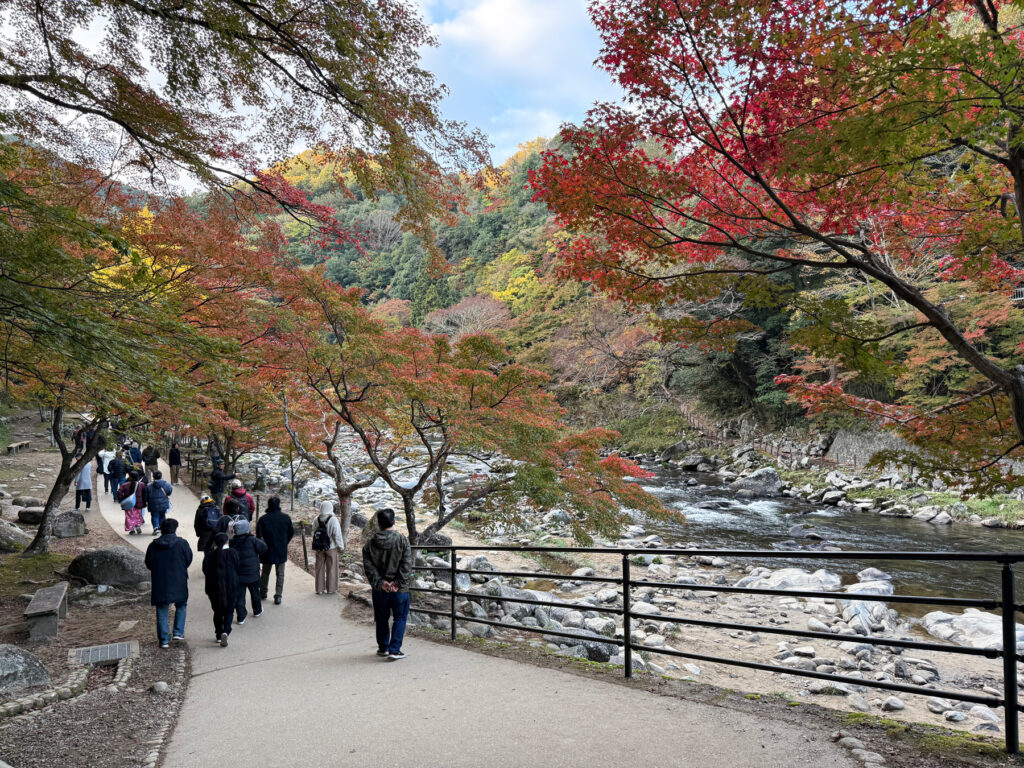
572 567 595 578
929 511 953 525
17 507 45 525
981 517 1005 528
418 531 453 548
882 696 905 711
676 455 707 471
52 511 86 538
68 547 148 586
584 617 616 636
0 644 50 695
0 518 32 551
661 439 694 461
11 496 43 509
735 567 841 592
729 467 782 498
821 490 846 505
856 568 892 582
921 608 1024 652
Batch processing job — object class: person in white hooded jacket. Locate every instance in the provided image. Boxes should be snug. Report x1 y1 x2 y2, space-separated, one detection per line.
314 501 344 594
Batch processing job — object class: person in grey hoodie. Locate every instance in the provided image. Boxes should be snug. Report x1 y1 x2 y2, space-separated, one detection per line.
313 501 344 595
361 508 412 660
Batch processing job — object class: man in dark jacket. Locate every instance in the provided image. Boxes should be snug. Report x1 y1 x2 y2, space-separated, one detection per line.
141 444 160 483
168 443 182 485
228 519 267 623
146 470 173 535
255 496 294 605
361 508 413 660
144 519 194 648
193 494 221 552
106 452 128 498
207 458 235 509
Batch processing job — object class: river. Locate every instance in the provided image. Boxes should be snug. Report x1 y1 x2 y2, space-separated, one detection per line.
635 464 1024 610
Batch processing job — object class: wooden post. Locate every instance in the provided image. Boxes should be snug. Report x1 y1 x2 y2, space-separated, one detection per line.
300 522 309 571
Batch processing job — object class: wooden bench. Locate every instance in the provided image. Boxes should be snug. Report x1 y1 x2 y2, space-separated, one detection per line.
6 440 30 455
24 582 69 641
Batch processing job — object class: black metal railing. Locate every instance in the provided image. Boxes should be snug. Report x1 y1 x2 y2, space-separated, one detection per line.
409 546 1024 753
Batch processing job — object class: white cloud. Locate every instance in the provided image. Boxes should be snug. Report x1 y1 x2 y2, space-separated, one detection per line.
415 0 622 163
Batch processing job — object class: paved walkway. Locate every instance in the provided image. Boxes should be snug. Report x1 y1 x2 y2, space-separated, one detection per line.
97 464 856 768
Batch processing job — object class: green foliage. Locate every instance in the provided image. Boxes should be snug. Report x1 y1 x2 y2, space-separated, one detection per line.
610 407 694 454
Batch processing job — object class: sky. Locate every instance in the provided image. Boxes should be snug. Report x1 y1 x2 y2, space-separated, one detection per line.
416 0 622 164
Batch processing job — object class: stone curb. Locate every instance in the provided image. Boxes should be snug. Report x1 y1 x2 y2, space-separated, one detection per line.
832 729 887 767
139 649 188 768
0 665 91 721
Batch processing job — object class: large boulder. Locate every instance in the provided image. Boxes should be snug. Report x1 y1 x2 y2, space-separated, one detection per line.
11 496 44 509
0 518 32 552
735 567 841 592
68 547 148 586
417 530 453 549
17 507 45 525
922 608 1024 653
52 511 87 538
0 644 50 695
661 439 694 461
729 467 783 498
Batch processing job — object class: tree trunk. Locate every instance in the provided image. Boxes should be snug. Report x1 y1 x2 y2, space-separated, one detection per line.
401 493 419 544
24 410 105 556
335 492 353 542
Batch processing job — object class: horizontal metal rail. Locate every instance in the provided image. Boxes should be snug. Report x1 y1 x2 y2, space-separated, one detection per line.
649 612 1015 659
632 644 1005 707
415 545 1024 563
408 544 1024 753
630 579 1001 609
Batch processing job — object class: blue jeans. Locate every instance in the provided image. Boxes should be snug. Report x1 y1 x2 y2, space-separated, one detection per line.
149 507 166 532
372 590 410 654
109 475 124 497
155 602 187 644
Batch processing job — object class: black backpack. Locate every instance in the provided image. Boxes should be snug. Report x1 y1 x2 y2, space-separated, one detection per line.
311 518 331 551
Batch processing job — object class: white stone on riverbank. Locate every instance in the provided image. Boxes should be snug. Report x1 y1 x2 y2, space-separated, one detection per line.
921 608 1024 652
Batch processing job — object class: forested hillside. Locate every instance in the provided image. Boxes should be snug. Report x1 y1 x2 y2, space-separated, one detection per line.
267 141 808 450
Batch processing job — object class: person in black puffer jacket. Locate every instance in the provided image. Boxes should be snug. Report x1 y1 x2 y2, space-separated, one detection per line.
228 519 267 623
255 496 294 605
203 532 240 646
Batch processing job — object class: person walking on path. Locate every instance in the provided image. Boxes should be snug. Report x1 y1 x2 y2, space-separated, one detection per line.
313 501 344 595
229 519 267 623
145 518 194 648
169 443 182 485
97 444 116 494
127 441 143 469
118 471 147 534
194 494 221 552
224 479 255 520
208 458 235 509
147 470 174 535
256 496 294 605
202 532 240 647
142 444 160 484
107 451 127 499
362 508 412 660
74 460 93 511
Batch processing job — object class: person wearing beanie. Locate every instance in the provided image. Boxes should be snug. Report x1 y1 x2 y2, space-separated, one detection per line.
362 508 412 660
313 501 344 595
203 532 240 646
255 496 294 605
224 477 255 520
193 493 222 552
144 518 193 648
228 517 267 623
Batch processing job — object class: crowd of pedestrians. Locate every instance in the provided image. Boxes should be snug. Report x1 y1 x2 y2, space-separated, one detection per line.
76 436 413 660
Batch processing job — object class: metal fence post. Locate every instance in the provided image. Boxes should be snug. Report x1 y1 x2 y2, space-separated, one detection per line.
450 546 458 641
622 553 632 679
1002 562 1019 754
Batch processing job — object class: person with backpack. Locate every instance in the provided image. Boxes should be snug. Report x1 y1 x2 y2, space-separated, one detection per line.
203 532 240 647
145 518 193 648
168 443 182 485
207 458 235 509
107 451 128 499
118 471 147 535
194 494 221 552
224 479 255 520
313 501 344 595
361 508 413 660
215 493 248 538
256 496 294 605
147 470 174 535
127 441 143 470
228 519 267 623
